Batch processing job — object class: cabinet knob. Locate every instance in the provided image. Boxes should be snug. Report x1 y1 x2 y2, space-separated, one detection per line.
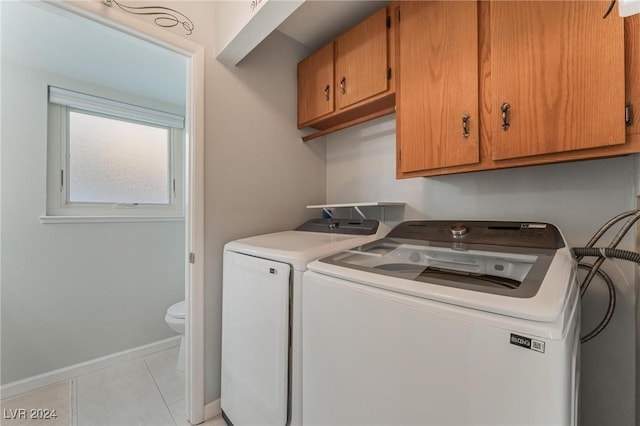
462 113 471 139
324 85 330 102
500 102 511 131
340 77 347 95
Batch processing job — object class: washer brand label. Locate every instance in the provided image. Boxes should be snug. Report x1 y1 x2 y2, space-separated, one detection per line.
510 333 545 353
521 223 547 229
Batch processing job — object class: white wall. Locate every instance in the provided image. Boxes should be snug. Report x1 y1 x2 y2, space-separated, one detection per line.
326 114 638 426
0 61 185 384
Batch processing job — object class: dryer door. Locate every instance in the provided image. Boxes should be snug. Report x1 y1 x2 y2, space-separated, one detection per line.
221 250 291 425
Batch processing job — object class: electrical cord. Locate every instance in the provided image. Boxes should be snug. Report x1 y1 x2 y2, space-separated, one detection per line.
572 209 640 343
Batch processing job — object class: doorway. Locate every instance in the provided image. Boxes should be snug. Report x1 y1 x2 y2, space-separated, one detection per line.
0 1 205 423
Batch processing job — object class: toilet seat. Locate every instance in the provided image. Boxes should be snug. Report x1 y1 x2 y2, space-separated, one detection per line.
167 300 186 319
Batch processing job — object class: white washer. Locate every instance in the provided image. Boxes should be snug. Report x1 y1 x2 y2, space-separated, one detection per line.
221 218 389 426
303 220 580 426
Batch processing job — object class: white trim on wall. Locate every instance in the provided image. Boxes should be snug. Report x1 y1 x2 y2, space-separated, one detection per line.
44 2 206 423
185 45 206 424
39 215 185 224
1 336 181 399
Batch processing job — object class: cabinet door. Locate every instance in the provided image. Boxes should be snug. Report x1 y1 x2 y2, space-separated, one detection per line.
298 42 334 126
397 1 479 173
491 1 625 160
335 7 389 111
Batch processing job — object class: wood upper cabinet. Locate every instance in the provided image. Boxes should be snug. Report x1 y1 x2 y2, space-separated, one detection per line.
397 0 637 178
297 6 395 139
298 42 335 126
335 7 390 111
490 1 625 160
397 1 479 174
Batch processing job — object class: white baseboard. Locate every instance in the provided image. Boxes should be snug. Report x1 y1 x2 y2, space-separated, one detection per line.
204 398 222 422
203 398 221 422
1 336 181 399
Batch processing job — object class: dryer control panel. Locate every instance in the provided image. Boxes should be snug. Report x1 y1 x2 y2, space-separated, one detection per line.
296 218 380 235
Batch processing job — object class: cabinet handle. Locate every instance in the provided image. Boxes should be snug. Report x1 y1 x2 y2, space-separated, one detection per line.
324 85 330 102
340 77 346 95
500 102 511 131
625 104 633 127
462 113 471 139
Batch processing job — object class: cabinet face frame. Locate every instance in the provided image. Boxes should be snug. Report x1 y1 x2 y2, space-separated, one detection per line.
396 1 480 174
626 15 640 137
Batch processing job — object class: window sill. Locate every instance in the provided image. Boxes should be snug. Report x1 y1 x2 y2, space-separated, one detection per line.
39 215 185 224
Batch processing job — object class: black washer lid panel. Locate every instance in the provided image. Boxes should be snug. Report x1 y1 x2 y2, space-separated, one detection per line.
295 218 380 235
387 221 565 249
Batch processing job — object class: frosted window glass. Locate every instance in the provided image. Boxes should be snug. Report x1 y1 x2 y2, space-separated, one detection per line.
68 111 170 204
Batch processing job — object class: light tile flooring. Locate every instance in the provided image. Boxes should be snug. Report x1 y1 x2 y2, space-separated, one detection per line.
1 347 225 426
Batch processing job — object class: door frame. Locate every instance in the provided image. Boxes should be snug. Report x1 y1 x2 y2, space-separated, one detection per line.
51 1 206 423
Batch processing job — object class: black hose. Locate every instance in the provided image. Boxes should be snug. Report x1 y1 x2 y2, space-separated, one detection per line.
574 209 640 344
573 247 640 265
578 263 616 344
575 210 640 296
577 210 640 259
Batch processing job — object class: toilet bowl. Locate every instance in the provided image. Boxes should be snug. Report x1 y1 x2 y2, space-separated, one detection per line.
165 300 186 372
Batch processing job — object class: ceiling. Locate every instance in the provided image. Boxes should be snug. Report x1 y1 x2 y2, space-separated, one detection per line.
2 1 389 107
1 1 187 108
277 0 389 51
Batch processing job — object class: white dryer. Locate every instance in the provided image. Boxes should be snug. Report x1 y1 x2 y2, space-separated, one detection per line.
303 220 580 426
221 218 389 426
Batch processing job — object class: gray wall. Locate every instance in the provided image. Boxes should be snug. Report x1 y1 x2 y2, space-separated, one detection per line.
143 0 328 404
3 0 327 403
1 61 185 384
326 114 638 426
203 29 327 403
9 3 636 425
62 0 327 404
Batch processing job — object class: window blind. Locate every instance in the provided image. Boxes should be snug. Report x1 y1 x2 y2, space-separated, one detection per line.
48 86 184 129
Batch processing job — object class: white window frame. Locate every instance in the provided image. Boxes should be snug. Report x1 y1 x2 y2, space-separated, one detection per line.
43 86 185 223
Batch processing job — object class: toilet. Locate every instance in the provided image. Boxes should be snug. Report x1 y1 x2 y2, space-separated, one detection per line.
165 300 186 372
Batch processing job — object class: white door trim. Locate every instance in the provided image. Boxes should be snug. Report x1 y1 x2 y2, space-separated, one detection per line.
49 2 206 423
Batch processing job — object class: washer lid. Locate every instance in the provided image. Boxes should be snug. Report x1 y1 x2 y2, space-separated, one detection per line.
167 301 186 318
308 220 575 322
320 241 552 299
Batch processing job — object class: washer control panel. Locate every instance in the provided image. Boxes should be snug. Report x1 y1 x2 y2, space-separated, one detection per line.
449 223 469 237
388 221 564 249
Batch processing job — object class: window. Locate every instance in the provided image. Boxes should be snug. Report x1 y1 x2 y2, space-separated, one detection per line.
45 86 184 221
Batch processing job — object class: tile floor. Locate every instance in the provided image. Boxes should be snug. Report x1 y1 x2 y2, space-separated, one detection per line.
1 346 226 426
